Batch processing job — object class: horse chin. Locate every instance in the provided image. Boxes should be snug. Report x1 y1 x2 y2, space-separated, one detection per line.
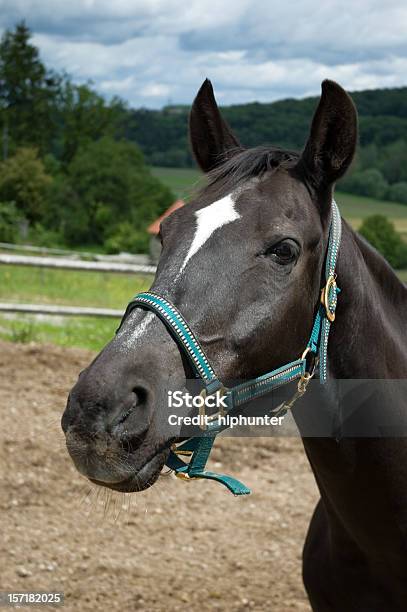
89 446 170 493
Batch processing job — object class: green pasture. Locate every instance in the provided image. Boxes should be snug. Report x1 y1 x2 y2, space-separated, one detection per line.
0 266 150 308
151 166 203 200
0 267 151 351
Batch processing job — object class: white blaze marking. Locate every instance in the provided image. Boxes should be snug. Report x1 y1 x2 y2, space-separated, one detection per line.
118 311 155 352
130 311 155 340
179 193 241 273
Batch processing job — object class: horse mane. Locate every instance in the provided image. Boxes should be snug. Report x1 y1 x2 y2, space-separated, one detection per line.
202 146 300 196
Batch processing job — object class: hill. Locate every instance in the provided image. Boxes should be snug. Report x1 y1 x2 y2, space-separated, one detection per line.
124 87 407 165
123 87 407 204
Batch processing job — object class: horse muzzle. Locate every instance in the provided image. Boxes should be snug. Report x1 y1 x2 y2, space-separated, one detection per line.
61 370 172 491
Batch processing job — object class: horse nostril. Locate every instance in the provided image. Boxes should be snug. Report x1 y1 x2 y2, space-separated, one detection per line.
132 386 148 407
115 386 149 426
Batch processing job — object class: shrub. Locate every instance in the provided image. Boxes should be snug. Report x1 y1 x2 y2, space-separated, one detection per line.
28 223 63 248
387 182 407 205
104 222 149 254
359 215 407 269
63 137 174 247
0 148 52 222
0 201 25 242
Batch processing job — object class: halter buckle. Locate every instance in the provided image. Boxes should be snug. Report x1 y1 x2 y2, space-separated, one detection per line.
172 448 193 457
321 274 337 322
175 471 192 481
273 348 317 417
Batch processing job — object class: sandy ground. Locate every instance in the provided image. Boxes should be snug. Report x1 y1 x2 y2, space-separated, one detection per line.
0 340 319 611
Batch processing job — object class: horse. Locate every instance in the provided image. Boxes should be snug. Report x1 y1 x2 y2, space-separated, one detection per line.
62 79 407 611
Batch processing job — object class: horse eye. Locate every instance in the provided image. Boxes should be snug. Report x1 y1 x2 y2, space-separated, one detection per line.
266 240 298 264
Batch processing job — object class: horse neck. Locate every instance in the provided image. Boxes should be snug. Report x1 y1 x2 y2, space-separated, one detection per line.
298 221 407 524
328 219 407 379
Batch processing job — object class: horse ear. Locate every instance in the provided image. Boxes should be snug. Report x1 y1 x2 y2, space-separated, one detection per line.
189 79 241 173
299 80 358 188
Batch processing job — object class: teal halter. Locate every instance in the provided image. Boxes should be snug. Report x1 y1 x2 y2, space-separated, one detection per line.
119 200 342 495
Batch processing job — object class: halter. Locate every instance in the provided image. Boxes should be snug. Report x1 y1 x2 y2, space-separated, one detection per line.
118 200 342 495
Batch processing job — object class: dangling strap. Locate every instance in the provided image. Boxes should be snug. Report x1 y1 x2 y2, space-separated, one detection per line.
166 437 251 495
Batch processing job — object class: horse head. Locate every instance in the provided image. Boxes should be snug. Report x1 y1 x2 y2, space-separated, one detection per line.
61 79 357 492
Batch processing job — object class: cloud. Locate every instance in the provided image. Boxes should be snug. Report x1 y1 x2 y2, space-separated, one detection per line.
140 83 171 98
0 0 406 108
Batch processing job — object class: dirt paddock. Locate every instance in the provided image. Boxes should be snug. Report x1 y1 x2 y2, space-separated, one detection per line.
0 340 319 611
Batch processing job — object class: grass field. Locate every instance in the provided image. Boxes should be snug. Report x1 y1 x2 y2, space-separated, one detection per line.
0 267 151 351
151 166 203 200
0 166 405 352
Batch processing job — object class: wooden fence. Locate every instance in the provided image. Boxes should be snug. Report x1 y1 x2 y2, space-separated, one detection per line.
0 248 156 319
0 253 156 275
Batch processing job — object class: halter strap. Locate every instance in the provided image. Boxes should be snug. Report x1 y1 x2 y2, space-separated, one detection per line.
118 200 342 495
122 292 222 392
305 200 341 380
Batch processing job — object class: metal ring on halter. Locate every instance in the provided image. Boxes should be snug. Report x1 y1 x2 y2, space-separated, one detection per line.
301 346 318 378
321 274 337 322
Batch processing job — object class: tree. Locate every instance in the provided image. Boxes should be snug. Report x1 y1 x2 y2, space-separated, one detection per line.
377 140 407 184
0 21 59 156
340 169 388 200
359 215 407 269
56 137 174 249
0 148 52 222
387 182 407 205
57 82 125 164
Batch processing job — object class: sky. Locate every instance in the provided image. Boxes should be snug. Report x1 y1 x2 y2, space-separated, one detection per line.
0 0 406 109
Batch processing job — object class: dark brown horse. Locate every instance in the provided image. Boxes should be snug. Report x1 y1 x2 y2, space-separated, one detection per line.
62 79 407 611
